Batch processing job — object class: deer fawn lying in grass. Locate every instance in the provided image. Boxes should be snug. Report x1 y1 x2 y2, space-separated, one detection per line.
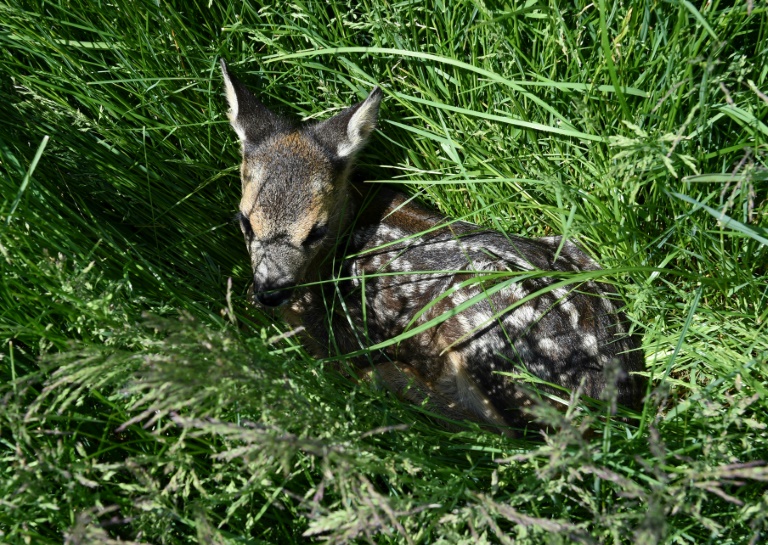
221 60 645 433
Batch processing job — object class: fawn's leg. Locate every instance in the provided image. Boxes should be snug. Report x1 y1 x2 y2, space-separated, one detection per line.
356 361 479 425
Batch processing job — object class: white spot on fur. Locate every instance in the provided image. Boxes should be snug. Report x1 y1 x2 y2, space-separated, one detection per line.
502 282 526 300
504 304 536 330
349 261 361 287
561 301 580 329
582 334 598 356
456 312 473 331
538 338 557 355
601 296 616 313
551 287 569 300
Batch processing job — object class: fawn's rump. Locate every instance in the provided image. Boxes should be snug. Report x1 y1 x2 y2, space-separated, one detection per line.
343 193 645 427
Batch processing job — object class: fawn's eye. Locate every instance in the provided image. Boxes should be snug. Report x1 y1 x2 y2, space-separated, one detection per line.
303 224 329 246
235 212 252 237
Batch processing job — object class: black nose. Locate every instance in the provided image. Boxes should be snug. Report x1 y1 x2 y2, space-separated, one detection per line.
254 285 294 307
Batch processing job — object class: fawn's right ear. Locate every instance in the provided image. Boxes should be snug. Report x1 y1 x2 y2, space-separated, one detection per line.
220 59 283 146
312 87 382 159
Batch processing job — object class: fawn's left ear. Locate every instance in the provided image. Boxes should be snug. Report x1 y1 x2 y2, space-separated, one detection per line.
220 59 285 146
313 87 382 158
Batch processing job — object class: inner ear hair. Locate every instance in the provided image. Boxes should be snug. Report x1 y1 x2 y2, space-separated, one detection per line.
312 87 383 159
339 87 382 157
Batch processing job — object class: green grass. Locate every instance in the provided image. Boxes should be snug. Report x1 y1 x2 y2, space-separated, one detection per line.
1 0 767 543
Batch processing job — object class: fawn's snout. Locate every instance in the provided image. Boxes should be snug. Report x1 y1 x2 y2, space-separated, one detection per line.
253 282 295 307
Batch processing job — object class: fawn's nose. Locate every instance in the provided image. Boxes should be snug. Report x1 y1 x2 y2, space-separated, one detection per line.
254 283 294 307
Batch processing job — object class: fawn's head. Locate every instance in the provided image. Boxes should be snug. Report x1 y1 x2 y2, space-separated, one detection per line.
221 60 381 307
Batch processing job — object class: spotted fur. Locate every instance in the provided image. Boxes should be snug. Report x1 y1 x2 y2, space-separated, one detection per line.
221 60 646 433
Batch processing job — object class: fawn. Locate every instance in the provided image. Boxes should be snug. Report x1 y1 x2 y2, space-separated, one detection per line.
221 60 645 433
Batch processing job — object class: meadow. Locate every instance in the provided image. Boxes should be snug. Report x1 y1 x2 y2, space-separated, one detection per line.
1 0 767 543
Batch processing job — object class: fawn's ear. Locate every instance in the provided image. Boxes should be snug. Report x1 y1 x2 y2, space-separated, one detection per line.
313 87 382 158
220 59 284 145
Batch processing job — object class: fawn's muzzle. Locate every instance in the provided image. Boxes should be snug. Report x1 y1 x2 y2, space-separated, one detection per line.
254 283 294 307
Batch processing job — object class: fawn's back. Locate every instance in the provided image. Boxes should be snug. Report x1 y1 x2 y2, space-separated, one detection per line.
221 61 646 432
